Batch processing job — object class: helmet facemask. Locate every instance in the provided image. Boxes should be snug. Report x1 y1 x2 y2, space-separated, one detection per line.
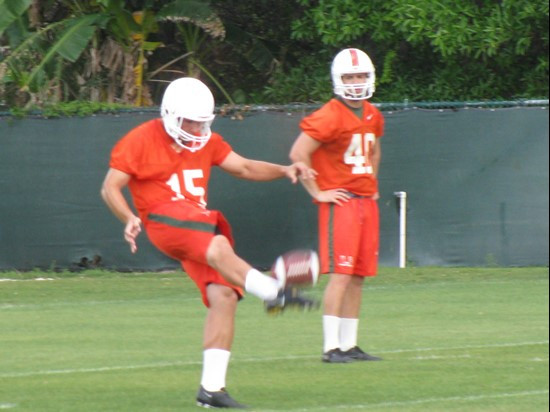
162 111 214 152
337 74 375 100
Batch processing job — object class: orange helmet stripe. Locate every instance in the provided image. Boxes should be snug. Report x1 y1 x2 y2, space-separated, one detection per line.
349 49 359 67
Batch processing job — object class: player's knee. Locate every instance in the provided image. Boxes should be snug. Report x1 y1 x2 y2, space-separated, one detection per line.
330 273 353 287
206 235 233 268
207 284 239 309
350 274 365 286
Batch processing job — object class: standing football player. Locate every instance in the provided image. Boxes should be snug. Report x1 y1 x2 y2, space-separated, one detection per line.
101 77 317 408
290 48 384 363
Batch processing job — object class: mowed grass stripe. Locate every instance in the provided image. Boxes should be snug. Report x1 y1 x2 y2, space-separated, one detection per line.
259 389 550 412
1 340 546 378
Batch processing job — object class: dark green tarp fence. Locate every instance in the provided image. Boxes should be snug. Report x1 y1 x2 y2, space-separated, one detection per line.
0 104 548 270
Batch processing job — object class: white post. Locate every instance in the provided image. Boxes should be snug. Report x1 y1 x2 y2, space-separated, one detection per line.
394 191 407 268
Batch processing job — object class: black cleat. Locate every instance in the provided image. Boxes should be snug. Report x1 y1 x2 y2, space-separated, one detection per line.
196 386 247 409
342 346 382 361
322 348 353 363
265 287 319 315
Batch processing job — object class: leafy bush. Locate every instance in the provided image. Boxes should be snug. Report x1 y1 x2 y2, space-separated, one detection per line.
279 0 549 102
9 101 133 118
1 0 547 107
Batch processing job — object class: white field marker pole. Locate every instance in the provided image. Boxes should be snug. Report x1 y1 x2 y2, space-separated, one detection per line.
394 191 407 268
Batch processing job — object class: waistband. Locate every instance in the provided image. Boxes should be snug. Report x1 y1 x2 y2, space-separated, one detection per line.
346 191 375 199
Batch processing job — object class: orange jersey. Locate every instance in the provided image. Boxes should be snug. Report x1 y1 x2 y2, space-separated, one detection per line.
300 99 384 196
109 118 232 219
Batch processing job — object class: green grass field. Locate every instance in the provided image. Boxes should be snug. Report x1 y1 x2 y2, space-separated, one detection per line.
1 267 548 411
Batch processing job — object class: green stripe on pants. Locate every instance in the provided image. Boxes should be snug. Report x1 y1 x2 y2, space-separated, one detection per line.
148 214 216 233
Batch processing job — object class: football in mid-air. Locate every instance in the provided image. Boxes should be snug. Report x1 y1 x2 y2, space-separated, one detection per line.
271 249 319 288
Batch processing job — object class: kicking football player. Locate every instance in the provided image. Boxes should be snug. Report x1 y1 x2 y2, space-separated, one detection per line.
290 48 384 363
101 77 317 408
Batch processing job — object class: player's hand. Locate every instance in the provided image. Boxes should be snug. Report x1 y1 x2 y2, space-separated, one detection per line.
316 189 350 206
286 162 317 183
124 215 142 254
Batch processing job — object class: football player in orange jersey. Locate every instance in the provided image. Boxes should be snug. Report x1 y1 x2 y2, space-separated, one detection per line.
290 48 384 363
101 77 317 408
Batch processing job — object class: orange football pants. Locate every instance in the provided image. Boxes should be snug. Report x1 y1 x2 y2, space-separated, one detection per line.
144 200 244 307
318 197 379 276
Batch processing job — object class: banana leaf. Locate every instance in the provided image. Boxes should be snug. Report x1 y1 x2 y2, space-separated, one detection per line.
24 14 102 90
0 0 32 37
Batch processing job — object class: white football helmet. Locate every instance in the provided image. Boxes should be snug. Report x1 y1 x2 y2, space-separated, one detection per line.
331 48 376 100
160 77 216 152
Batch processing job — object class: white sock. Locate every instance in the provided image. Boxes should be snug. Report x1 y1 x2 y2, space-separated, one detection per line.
201 349 231 392
340 318 359 351
323 315 341 353
244 269 279 300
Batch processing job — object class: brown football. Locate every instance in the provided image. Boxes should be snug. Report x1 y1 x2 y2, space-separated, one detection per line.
271 249 319 288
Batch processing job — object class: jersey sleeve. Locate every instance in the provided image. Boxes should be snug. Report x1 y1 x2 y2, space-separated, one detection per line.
210 133 232 165
299 102 340 143
109 128 145 176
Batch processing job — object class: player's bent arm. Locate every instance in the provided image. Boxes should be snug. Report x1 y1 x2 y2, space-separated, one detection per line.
100 168 137 224
289 132 321 165
290 132 350 205
289 133 323 199
101 168 142 253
